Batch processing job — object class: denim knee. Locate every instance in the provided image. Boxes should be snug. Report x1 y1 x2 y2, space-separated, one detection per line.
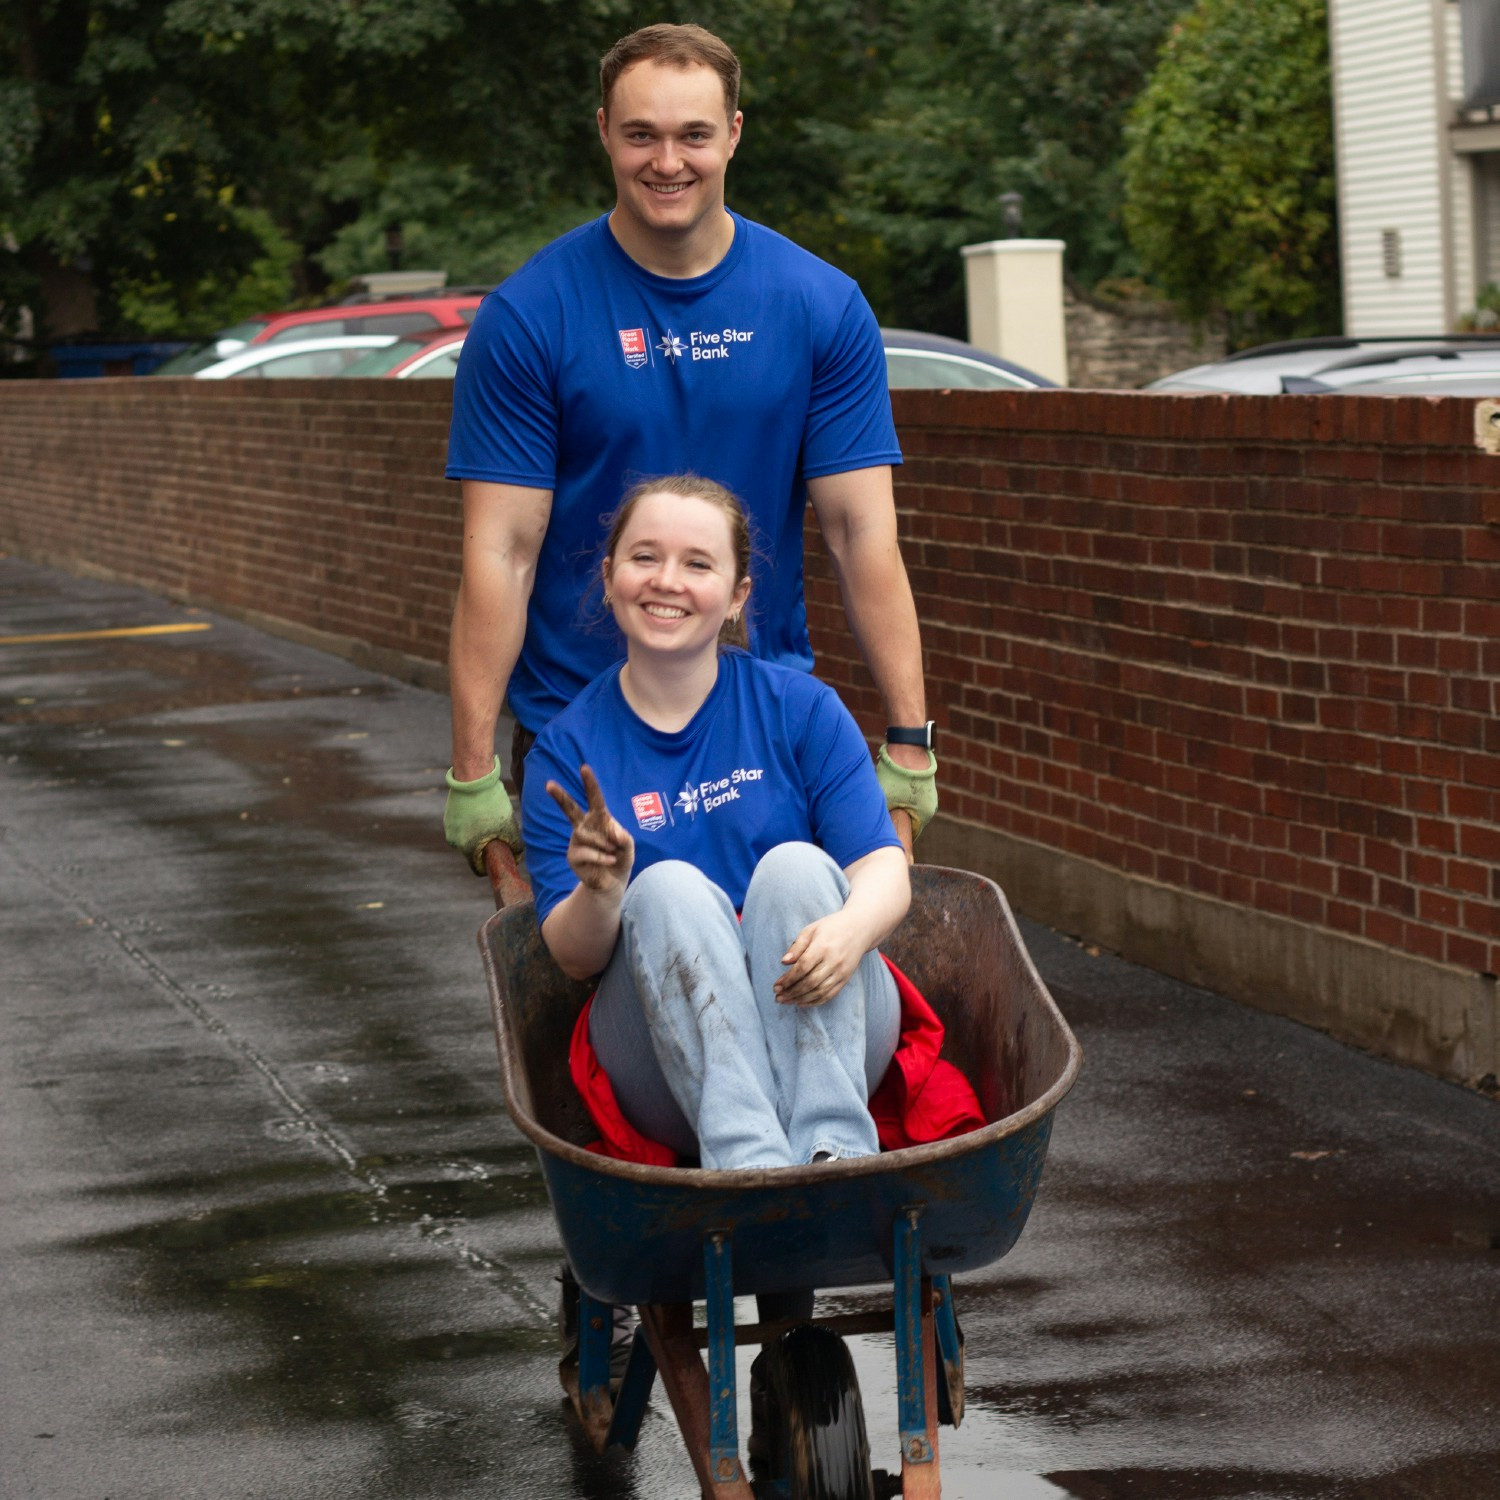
742 842 846 923
622 859 724 921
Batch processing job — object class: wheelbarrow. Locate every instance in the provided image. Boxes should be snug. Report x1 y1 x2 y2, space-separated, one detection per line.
478 839 1081 1499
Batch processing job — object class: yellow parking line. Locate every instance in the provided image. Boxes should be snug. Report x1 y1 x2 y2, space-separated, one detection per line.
0 622 213 646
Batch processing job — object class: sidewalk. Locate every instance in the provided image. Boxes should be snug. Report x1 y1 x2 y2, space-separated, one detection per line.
3 556 1496 1500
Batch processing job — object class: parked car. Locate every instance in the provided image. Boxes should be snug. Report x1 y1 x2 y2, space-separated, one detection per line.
1287 344 1500 396
192 335 399 379
154 291 486 376
880 328 1055 390
1147 335 1500 394
338 325 468 379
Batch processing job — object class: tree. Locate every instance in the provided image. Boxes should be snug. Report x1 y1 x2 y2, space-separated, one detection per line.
0 0 279 341
1120 0 1339 346
3 0 1195 345
802 0 1188 334
0 0 548 341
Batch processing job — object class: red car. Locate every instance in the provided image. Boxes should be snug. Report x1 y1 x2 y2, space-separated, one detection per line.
338 325 469 379
155 290 487 376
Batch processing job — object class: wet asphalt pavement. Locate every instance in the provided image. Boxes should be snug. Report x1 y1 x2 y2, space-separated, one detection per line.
3 555 1498 1500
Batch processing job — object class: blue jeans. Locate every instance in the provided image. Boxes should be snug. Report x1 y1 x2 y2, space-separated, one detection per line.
589 843 901 1170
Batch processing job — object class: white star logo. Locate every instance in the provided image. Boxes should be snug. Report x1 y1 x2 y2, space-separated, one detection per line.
675 782 701 818
657 330 686 362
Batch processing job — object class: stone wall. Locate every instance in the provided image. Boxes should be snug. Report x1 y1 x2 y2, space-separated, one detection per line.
1064 282 1228 389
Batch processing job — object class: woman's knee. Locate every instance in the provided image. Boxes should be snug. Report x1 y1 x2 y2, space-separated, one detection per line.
743 842 847 922
620 862 739 955
623 859 720 916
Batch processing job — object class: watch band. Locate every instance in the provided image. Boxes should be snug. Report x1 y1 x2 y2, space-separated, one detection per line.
885 721 935 750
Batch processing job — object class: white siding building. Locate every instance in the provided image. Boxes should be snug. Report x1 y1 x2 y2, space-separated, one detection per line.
1329 0 1500 331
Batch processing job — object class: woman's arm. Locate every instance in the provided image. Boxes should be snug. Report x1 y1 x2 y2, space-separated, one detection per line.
774 845 911 1006
538 766 635 981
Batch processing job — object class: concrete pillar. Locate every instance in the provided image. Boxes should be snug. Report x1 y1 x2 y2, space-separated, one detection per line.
961 238 1069 386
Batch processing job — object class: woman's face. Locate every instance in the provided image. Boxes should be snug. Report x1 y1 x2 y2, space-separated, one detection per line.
605 490 751 661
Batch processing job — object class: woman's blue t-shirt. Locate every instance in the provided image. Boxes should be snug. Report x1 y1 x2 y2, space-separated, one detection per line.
521 651 899 925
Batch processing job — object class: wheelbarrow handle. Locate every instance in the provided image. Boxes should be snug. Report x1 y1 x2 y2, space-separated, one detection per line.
484 838 532 910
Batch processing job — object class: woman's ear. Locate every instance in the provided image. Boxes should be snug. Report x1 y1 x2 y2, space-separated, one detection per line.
731 575 752 617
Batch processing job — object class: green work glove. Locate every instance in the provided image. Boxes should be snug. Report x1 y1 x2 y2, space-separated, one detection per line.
875 744 939 842
444 755 522 874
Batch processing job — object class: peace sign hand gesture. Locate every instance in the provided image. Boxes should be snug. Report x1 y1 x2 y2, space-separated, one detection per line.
545 764 635 900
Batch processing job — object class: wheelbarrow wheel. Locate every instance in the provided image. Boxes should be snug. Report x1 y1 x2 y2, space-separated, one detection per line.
748 1325 874 1500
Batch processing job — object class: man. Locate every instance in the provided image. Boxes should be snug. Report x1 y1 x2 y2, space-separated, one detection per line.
443 22 937 870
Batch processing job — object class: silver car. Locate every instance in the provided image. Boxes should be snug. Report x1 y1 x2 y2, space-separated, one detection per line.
1147 336 1500 394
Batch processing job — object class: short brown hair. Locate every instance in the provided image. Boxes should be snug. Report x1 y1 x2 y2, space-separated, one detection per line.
603 474 752 648
599 24 741 121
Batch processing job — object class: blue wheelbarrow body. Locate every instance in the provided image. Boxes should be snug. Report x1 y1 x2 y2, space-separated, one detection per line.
479 861 1081 1498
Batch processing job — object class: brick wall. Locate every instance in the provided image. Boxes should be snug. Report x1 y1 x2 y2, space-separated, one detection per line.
2 379 1497 1083
0 380 459 678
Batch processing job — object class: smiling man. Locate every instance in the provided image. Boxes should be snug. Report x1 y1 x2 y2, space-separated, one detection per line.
443 23 937 870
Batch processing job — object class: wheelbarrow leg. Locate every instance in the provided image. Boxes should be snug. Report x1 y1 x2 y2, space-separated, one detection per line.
564 1285 622 1452
894 1206 942 1498
634 1233 750 1499
933 1274 965 1429
639 1295 755 1499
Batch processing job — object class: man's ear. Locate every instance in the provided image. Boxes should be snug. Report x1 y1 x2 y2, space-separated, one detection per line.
597 106 609 149
727 110 743 157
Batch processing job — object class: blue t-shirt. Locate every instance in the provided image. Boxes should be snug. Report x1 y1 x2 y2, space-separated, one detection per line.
521 651 900 926
447 211 902 731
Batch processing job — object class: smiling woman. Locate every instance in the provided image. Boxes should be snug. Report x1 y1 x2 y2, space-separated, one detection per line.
518 474 930 1174
603 474 752 674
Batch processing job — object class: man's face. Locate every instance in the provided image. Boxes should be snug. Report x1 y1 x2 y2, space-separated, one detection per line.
598 60 742 245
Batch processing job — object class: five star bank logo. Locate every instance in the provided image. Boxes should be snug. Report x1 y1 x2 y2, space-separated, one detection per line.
675 781 702 818
656 329 686 362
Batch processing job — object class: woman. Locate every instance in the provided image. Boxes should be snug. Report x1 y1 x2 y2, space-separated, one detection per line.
520 474 912 1171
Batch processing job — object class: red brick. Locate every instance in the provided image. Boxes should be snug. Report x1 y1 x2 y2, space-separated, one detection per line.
1446 931 1492 972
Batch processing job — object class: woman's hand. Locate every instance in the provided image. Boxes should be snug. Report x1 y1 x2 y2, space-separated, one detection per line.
774 909 868 1007
774 845 910 1007
546 765 634 899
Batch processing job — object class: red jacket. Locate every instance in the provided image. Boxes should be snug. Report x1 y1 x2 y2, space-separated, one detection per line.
568 955 986 1167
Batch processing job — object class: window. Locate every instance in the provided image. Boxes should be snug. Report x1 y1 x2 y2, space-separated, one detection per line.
263 319 345 344
405 345 465 378
883 350 1036 390
1381 229 1402 280
349 312 440 337
1462 0 1500 110
247 347 375 378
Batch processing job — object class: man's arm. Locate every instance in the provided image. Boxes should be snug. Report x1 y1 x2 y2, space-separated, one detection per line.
809 465 936 850
449 479 552 779
807 465 927 764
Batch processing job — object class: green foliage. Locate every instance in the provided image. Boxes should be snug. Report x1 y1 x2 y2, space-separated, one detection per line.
1458 282 1500 331
797 0 1188 334
2 0 1203 342
312 156 602 289
115 207 298 336
1120 0 1339 346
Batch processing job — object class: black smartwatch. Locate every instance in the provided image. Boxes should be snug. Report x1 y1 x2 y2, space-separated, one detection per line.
885 721 936 750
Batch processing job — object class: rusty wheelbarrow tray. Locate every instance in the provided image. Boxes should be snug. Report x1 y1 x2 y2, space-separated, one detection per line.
479 855 1081 1499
